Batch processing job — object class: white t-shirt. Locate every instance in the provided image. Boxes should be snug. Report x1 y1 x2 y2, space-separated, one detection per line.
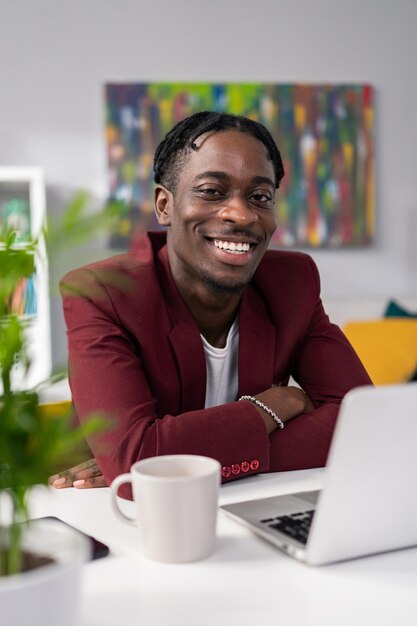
201 318 239 409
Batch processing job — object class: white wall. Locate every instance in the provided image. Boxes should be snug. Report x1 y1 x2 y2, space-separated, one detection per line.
1 0 417 366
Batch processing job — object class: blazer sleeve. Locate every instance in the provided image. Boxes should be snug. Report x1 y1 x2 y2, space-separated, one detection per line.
268 256 372 472
61 268 270 488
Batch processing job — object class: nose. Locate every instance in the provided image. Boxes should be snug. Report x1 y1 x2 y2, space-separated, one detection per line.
218 194 258 226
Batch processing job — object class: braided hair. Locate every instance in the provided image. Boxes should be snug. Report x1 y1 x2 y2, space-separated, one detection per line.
153 111 285 192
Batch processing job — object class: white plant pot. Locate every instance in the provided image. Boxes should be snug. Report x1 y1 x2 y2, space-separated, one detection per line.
0 518 90 626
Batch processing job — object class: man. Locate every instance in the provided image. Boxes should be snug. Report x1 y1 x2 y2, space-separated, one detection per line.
52 111 370 490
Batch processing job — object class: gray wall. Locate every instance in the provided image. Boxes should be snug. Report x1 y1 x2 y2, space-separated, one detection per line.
1 0 417 367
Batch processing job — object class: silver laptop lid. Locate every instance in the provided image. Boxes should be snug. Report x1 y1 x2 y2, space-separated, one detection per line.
306 383 417 565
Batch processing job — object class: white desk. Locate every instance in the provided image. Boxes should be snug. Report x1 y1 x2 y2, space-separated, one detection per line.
29 469 417 626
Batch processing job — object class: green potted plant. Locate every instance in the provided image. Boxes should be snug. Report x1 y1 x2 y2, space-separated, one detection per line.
0 193 117 625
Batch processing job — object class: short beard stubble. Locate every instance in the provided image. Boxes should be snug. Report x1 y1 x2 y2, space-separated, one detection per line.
198 268 249 295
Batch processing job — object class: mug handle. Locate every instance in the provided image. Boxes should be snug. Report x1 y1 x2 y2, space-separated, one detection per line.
110 473 137 524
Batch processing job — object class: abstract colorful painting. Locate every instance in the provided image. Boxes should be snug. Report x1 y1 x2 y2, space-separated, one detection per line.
105 83 374 249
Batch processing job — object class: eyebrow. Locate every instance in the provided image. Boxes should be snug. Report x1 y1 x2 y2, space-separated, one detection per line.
193 171 275 188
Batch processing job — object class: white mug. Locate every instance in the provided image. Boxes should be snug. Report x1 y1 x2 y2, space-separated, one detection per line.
111 454 221 563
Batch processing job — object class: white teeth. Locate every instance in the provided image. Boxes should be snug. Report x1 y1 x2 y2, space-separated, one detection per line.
213 239 251 254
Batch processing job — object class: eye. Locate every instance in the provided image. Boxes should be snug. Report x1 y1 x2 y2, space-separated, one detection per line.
202 188 221 195
250 190 274 205
194 186 225 199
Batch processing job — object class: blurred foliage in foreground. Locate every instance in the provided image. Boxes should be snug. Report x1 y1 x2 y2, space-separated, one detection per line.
0 193 120 576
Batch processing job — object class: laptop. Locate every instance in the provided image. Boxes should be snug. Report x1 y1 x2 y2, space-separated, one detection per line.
221 383 417 565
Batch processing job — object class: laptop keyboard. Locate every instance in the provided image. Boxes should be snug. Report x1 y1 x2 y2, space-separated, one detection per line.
260 510 315 545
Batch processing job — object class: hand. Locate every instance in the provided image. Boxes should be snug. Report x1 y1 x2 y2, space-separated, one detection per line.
253 386 315 434
49 458 107 489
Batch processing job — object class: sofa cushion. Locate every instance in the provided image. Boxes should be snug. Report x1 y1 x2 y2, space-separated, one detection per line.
343 319 417 385
384 299 417 319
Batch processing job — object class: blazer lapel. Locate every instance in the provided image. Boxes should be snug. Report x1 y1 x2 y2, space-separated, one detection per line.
168 321 207 412
156 244 206 413
238 284 276 397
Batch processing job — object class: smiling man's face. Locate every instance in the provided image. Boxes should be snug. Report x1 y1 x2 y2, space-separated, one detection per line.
154 129 278 297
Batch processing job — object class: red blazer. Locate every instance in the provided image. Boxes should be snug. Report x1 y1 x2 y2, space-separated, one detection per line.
61 232 371 486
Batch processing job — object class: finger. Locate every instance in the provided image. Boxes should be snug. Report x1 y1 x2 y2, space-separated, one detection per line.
68 457 98 474
73 475 108 489
51 475 74 489
74 464 102 480
50 467 79 487
48 458 98 486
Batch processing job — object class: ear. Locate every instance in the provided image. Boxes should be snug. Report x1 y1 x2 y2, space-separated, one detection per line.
154 185 173 226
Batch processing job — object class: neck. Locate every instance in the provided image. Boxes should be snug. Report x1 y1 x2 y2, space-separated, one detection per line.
197 300 240 348
181 282 241 348
169 270 242 349
166 239 246 347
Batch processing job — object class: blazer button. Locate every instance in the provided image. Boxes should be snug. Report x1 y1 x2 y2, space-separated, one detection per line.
231 464 241 475
221 466 231 478
240 461 250 473
250 459 260 471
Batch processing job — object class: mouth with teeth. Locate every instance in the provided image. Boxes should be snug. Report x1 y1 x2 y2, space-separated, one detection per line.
210 238 254 255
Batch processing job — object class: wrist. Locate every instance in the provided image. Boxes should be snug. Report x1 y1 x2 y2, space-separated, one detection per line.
239 395 284 434
251 386 314 429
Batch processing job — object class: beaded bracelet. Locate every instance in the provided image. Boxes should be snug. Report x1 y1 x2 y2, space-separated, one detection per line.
239 395 285 430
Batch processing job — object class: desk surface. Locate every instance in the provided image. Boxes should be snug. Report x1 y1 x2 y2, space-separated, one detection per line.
29 468 417 626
